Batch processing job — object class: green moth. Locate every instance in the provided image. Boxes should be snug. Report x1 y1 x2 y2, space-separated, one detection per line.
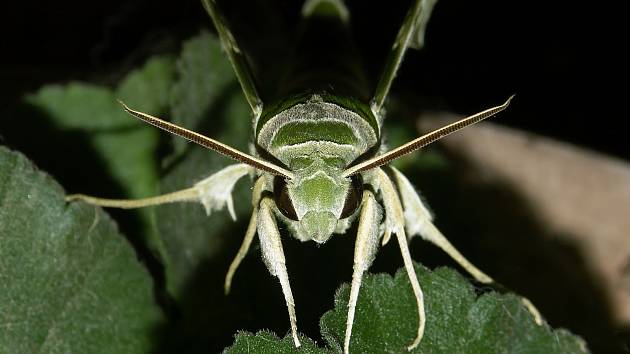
68 0 541 352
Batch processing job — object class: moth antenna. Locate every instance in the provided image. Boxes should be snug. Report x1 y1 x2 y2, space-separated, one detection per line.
118 100 294 179
342 95 514 177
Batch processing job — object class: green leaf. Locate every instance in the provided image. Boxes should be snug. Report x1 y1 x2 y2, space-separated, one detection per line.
225 331 325 354
156 31 252 297
0 146 162 353
117 57 177 111
169 30 239 154
25 81 160 206
25 56 175 203
225 263 589 353
24 56 176 260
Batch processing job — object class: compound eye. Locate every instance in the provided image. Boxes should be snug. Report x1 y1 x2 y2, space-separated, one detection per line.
340 175 363 219
273 176 299 221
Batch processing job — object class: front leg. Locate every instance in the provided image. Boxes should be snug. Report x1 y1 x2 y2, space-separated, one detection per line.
66 163 252 221
344 189 382 354
390 166 493 283
224 176 266 294
372 168 426 351
257 194 300 348
390 166 543 324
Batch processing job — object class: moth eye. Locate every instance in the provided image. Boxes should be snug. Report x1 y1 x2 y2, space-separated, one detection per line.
340 175 363 219
273 176 299 221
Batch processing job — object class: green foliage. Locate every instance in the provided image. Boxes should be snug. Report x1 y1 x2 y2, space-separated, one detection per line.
225 331 323 354
0 147 162 353
0 31 589 353
24 57 176 259
225 265 588 354
156 31 252 297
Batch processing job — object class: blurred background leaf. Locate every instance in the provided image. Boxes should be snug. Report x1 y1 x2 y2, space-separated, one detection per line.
156 31 251 297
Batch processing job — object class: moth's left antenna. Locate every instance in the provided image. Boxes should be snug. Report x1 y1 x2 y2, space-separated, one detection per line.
119 101 294 179
343 96 514 177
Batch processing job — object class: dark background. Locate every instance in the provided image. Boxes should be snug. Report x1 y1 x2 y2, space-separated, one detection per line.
1 0 626 353
1 0 623 158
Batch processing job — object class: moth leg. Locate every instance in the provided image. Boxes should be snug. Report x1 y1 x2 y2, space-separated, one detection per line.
374 168 426 351
257 195 300 348
65 187 198 209
224 212 257 295
391 167 493 283
66 164 252 220
224 176 265 294
344 189 382 354
390 167 543 324
396 220 426 352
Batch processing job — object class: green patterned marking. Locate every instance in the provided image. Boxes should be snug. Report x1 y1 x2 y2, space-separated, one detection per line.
289 156 315 170
271 121 357 147
257 92 312 136
320 93 379 134
257 93 379 139
301 173 336 203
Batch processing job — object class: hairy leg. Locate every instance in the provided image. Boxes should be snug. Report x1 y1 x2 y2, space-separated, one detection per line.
257 195 300 347
224 176 265 294
374 168 426 351
66 163 252 221
344 189 382 354
391 167 542 324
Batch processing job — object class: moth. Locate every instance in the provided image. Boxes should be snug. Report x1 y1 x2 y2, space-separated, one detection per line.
68 0 540 352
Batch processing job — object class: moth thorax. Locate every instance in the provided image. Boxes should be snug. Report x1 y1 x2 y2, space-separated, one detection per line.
256 96 378 168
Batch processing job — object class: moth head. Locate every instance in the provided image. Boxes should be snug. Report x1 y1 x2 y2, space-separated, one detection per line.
273 171 362 243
